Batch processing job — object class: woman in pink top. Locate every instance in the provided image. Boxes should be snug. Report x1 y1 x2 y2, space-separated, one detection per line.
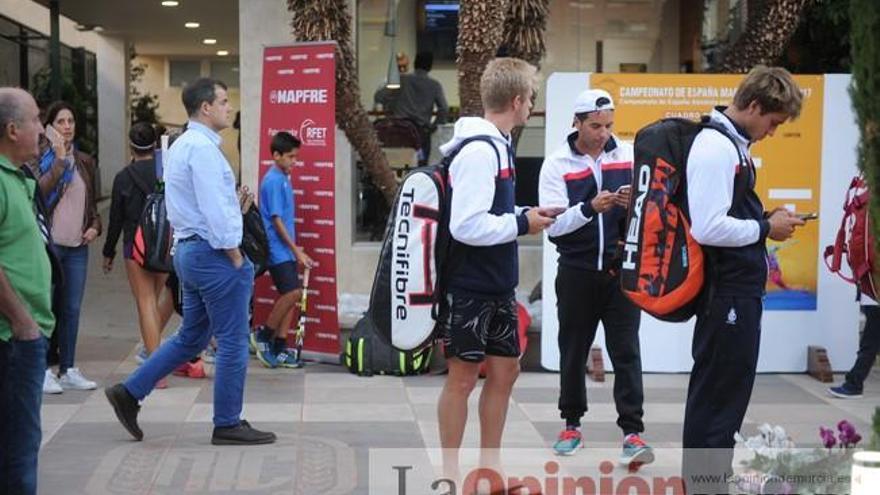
37 101 102 394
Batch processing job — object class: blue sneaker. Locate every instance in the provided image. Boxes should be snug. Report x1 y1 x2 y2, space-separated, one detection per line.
620 433 655 467
552 428 583 456
276 348 304 369
828 383 863 399
250 328 278 368
248 328 259 355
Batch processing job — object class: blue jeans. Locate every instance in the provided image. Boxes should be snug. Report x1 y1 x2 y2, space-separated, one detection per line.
55 244 89 374
124 239 254 427
0 337 47 495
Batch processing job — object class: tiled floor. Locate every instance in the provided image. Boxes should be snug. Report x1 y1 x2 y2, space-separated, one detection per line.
33 228 879 494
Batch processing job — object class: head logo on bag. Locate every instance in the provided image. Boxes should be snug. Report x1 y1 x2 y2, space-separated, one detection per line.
369 135 500 351
620 117 746 322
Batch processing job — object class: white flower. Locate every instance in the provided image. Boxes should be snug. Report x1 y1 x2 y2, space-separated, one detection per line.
736 424 796 461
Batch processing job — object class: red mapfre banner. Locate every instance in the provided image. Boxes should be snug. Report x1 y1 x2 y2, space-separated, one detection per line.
255 42 339 360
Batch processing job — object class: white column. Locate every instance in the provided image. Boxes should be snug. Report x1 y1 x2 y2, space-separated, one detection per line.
238 0 295 194
95 34 128 197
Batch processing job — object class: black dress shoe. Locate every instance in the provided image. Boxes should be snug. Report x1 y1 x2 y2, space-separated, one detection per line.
211 420 277 445
104 383 143 441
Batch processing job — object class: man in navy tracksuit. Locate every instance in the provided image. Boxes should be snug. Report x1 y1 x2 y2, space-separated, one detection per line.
683 66 805 494
435 57 555 482
539 89 653 466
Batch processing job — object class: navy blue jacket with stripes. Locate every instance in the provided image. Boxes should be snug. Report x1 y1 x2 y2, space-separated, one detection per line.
539 132 634 271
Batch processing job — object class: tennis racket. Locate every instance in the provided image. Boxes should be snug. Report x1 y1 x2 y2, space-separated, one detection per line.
292 268 311 363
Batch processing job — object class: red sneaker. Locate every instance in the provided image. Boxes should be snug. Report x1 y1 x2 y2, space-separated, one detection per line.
173 359 207 379
187 359 207 378
172 362 190 376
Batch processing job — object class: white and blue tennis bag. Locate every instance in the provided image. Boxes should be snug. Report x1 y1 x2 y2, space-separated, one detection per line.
368 136 499 351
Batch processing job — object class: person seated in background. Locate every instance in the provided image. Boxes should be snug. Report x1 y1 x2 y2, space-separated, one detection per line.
374 52 449 165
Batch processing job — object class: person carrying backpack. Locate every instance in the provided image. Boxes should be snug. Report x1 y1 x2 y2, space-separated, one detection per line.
435 57 555 482
102 123 173 389
682 66 805 494
538 89 653 466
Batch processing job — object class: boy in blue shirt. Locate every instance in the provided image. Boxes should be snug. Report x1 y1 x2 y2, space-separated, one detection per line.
251 131 314 368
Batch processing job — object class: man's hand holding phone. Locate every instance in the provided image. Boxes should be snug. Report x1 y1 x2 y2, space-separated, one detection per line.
525 208 556 234
536 206 567 219
767 209 806 241
613 184 632 208
796 212 818 221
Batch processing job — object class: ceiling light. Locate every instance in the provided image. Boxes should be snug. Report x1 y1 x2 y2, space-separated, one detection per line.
161 1 179 6
203 38 217 45
184 22 200 28
216 50 229 56
75 24 104 32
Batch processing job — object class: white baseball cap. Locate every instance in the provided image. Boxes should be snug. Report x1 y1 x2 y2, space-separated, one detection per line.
573 89 615 114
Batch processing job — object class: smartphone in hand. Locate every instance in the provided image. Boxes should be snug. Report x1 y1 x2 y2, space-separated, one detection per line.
45 124 63 146
796 212 818 221
538 206 567 218
616 184 632 194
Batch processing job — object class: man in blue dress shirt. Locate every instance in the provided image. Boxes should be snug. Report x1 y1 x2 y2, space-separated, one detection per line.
105 78 276 445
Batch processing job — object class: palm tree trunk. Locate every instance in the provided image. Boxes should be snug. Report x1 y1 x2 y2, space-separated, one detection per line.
457 0 511 117
715 0 813 73
502 0 550 148
287 0 398 205
503 0 549 69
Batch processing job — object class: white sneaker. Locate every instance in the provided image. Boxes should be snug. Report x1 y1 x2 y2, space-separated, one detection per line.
43 369 63 394
58 367 97 390
134 345 148 365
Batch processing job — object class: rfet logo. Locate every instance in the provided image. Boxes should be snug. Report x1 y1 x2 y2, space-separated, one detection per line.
297 118 328 147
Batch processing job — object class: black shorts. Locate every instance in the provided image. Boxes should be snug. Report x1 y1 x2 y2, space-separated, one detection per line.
441 293 520 363
268 261 301 295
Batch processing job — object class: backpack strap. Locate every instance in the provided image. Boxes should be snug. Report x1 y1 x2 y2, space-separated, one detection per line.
125 163 154 197
431 135 505 324
443 135 503 177
154 156 164 191
699 118 750 207
694 117 751 316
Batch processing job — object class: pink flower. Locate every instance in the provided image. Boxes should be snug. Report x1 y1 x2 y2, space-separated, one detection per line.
819 426 837 449
836 420 862 447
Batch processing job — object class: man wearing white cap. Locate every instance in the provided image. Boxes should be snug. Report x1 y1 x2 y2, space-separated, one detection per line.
538 88 653 466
